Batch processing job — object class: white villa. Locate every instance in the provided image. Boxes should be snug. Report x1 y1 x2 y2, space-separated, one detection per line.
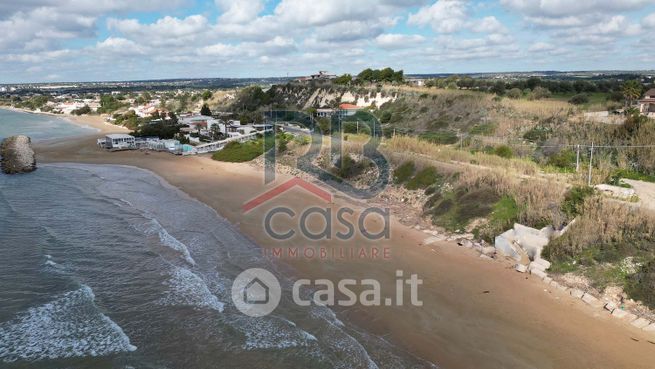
103 134 135 150
639 88 655 117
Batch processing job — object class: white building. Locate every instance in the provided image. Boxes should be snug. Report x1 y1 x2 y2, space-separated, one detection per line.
105 134 135 149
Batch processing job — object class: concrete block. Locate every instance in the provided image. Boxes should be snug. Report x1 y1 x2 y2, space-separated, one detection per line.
556 283 568 292
604 302 618 312
543 276 553 284
643 323 655 332
513 223 542 238
481 246 496 255
631 318 651 329
611 308 628 318
423 237 441 245
515 264 528 273
581 293 604 309
533 258 551 270
529 261 546 272
570 289 585 299
623 312 638 323
531 268 547 279
479 254 493 261
494 233 520 260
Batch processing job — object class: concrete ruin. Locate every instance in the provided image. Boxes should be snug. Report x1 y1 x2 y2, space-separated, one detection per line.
494 223 555 262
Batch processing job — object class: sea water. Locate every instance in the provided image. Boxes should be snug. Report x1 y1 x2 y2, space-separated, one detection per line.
0 108 95 141
0 110 437 368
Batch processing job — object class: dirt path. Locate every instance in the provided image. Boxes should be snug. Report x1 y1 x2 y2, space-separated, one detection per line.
624 179 655 211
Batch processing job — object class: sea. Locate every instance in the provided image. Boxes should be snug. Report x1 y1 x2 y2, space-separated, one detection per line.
0 110 437 369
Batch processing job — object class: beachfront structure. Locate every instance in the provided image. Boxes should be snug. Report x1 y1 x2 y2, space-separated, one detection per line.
639 88 655 117
104 134 135 150
339 103 365 116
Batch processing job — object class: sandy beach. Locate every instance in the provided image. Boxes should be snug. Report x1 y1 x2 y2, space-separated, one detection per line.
32 114 655 369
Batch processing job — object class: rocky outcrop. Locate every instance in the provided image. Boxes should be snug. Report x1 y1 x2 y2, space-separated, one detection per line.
1 135 37 174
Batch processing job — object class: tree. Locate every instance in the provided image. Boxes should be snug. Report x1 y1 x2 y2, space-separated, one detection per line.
622 80 643 107
334 74 352 85
506 88 522 99
568 93 589 105
201 90 213 101
200 103 212 116
490 81 506 96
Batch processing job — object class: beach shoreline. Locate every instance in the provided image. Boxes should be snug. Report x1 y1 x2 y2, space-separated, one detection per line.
0 106 130 135
30 127 655 368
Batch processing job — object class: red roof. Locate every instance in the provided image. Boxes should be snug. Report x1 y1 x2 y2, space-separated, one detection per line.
339 103 363 110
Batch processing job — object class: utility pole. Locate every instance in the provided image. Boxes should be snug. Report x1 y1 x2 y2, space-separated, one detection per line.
576 144 580 172
588 142 594 186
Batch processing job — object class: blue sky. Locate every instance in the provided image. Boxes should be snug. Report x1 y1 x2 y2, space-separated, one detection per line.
1 0 655 83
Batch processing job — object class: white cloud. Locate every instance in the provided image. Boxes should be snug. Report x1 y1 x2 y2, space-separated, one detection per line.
375 33 426 49
216 0 265 24
500 0 653 18
408 0 468 33
470 16 507 33
95 37 146 55
643 12 655 27
107 15 209 46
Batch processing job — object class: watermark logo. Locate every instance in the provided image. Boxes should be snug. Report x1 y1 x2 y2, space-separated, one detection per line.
231 268 282 317
264 110 389 199
242 177 332 213
231 269 423 316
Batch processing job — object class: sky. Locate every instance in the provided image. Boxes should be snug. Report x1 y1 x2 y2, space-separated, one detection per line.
1 0 655 83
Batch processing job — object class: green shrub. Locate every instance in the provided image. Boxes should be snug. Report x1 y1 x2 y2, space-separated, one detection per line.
493 145 513 158
212 138 272 162
469 123 496 135
523 126 552 142
419 131 458 145
406 167 441 190
561 186 595 218
547 149 576 170
393 161 416 184
568 94 589 105
333 154 367 179
626 260 655 309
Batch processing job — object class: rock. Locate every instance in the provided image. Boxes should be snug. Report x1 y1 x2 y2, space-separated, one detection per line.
542 276 552 284
531 268 547 279
631 318 651 329
643 323 655 332
556 283 568 292
479 254 493 260
581 293 604 309
1 135 37 174
423 237 441 246
570 289 585 299
604 302 618 312
515 264 528 273
481 246 496 255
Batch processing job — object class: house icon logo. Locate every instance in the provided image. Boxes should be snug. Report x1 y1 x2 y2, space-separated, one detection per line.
231 268 281 317
244 277 270 305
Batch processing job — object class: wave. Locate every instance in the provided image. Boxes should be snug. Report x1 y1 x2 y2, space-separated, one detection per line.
158 267 224 312
143 218 196 266
0 285 136 363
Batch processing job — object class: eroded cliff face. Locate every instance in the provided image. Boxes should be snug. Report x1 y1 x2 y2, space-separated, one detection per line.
1 135 37 174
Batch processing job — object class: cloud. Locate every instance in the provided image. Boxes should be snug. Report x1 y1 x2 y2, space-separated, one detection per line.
408 0 468 33
95 37 146 55
216 0 265 24
643 12 655 27
500 0 653 18
375 33 426 49
107 15 209 46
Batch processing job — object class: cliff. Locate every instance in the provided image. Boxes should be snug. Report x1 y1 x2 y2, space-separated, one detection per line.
1 135 37 174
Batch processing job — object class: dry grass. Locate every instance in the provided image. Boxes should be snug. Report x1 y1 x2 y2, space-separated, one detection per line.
549 196 655 260
499 98 573 118
383 135 540 176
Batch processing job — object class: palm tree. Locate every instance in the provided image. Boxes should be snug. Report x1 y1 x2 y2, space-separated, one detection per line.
622 80 643 107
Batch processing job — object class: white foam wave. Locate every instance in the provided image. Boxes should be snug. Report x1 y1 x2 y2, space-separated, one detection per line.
144 219 196 266
0 285 136 363
158 267 224 312
235 316 317 350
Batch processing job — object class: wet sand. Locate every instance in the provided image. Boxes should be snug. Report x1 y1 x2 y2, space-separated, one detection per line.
33 119 655 369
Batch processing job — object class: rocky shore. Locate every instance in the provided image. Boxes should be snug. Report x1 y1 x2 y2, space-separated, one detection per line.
1 135 37 174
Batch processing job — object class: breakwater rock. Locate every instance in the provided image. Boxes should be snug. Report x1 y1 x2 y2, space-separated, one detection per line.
1 135 37 174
